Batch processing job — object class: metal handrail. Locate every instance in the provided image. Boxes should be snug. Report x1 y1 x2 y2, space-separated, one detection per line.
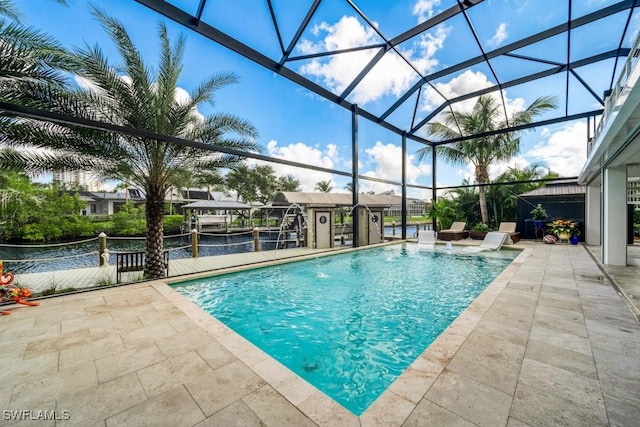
590 33 640 152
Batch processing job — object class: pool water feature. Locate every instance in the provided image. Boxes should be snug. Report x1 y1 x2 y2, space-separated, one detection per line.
173 243 517 415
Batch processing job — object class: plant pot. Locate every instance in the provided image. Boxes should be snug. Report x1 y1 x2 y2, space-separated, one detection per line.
533 219 544 230
557 232 571 241
469 230 488 240
570 235 579 245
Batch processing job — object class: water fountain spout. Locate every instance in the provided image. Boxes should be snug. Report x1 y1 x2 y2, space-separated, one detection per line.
337 203 382 247
274 203 310 259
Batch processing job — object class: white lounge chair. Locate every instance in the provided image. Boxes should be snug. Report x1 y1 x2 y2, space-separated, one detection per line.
417 230 435 247
479 231 512 249
462 231 511 253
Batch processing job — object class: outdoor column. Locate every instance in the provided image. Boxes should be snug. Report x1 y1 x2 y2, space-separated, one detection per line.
431 145 437 232
585 181 601 246
602 165 627 266
352 104 359 247
401 132 407 240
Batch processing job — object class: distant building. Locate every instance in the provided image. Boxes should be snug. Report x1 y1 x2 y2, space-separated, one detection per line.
82 188 145 215
52 170 103 191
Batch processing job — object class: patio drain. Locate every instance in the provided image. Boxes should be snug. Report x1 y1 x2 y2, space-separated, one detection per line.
575 274 607 284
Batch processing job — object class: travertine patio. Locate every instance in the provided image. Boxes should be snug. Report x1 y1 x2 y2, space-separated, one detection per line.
1 241 638 426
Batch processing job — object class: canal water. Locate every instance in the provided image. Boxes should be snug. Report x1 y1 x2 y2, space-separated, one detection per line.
0 225 426 274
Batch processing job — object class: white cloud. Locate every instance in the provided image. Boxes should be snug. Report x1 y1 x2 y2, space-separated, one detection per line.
421 70 527 126
487 22 508 47
488 156 531 179
413 0 442 23
257 139 433 197
359 141 432 196
422 69 494 112
410 26 449 74
251 140 341 192
524 121 588 177
298 16 448 105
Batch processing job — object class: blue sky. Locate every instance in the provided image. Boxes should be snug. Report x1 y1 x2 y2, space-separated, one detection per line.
18 0 639 199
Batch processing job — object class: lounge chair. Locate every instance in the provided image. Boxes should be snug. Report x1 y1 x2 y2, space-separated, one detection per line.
498 222 521 243
437 222 469 241
417 230 435 247
462 231 511 253
480 231 512 249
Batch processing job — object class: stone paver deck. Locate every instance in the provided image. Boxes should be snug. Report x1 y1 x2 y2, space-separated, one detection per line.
1 241 639 426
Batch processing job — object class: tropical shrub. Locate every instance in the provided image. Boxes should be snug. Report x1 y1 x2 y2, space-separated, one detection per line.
111 202 145 236
163 215 185 234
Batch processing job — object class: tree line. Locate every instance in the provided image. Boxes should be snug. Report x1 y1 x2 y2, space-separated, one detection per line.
0 165 303 242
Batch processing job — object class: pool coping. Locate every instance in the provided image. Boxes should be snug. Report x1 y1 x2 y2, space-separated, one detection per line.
155 241 530 424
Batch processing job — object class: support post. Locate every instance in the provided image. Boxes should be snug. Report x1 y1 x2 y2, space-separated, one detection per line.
603 166 627 266
585 181 601 246
98 232 107 266
352 104 360 248
431 145 437 232
401 131 407 240
191 229 198 258
253 227 260 252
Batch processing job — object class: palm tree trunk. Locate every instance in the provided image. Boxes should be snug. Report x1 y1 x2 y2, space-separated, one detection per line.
476 165 490 224
478 186 489 224
144 186 166 279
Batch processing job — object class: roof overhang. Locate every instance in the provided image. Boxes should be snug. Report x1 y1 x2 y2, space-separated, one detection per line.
182 200 251 209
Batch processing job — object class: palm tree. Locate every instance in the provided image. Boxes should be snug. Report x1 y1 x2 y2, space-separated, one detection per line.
0 0 73 102
446 178 481 226
315 180 333 193
487 162 558 223
426 196 459 231
418 95 557 224
0 9 260 278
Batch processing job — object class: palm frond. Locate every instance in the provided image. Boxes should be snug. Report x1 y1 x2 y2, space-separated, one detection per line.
0 147 114 175
0 19 75 86
189 72 239 106
0 0 20 21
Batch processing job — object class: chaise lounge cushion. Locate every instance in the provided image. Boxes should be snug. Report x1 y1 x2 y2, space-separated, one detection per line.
437 222 469 241
498 222 521 243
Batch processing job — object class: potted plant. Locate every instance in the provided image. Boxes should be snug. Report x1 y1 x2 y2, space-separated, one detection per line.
546 219 580 243
469 223 490 240
530 204 547 231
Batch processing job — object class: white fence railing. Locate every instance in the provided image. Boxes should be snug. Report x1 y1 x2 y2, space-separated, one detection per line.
588 32 640 155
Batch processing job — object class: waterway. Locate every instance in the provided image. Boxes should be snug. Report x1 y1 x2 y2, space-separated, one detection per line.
0 224 427 274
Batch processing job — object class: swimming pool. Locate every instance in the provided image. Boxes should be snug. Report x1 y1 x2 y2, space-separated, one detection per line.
173 243 518 415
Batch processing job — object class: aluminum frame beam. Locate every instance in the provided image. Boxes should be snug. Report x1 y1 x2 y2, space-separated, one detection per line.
380 0 638 122
133 0 431 147
412 49 626 134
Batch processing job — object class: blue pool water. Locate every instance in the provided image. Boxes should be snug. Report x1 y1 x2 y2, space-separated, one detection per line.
173 243 517 415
